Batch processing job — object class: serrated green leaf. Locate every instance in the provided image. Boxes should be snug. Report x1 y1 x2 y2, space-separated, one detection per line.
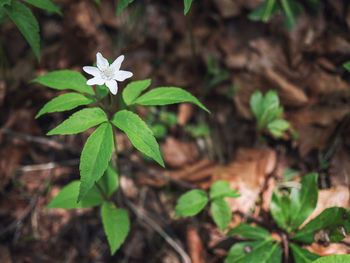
47 107 107 135
289 243 319 263
122 79 151 105
99 163 118 198
225 240 281 263
116 0 134 16
111 110 164 167
270 189 291 230
292 207 350 243
312 255 350 263
227 224 271 240
31 70 94 95
22 0 61 15
343 61 350 72
36 92 95 118
4 1 40 59
133 87 210 113
101 203 130 255
281 0 303 30
78 123 114 201
210 180 240 199
175 189 208 217
211 198 232 231
184 0 192 15
47 180 104 209
0 0 11 7
289 173 318 231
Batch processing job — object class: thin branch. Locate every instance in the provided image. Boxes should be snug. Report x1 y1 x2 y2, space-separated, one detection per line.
125 199 191 263
18 159 80 172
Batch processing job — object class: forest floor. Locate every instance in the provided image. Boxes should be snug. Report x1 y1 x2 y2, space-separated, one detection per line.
0 0 350 262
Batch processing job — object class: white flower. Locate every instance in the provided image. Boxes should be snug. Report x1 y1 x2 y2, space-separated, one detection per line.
83 52 133 95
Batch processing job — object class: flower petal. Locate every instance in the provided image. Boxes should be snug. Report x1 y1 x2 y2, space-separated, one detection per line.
83 66 100 77
87 77 105 86
114 70 133 81
106 80 118 95
111 55 125 71
96 52 109 70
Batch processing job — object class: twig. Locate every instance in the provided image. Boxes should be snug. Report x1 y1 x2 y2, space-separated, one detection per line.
18 159 80 172
0 128 80 154
125 199 191 263
94 183 191 263
0 176 51 237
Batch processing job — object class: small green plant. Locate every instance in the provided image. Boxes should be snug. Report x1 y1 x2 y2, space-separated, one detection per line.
0 0 61 60
175 180 240 231
225 173 350 262
144 107 178 140
250 90 290 138
249 0 319 30
34 52 209 254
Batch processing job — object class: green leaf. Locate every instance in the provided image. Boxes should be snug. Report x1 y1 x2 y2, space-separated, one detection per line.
184 0 192 15
227 224 271 240
78 123 114 202
116 0 134 16
211 198 232 232
31 70 95 95
270 189 291 230
122 79 151 105
99 163 118 198
250 91 263 119
175 189 208 217
22 0 61 15
47 107 107 135
289 173 318 231
47 180 104 209
249 0 280 22
343 61 350 72
133 87 210 113
281 0 303 30
210 180 240 199
0 0 11 7
36 92 95 118
101 203 130 255
292 207 350 243
225 240 281 263
4 1 40 59
312 255 350 263
267 119 290 137
289 243 320 263
96 84 110 99
111 110 164 167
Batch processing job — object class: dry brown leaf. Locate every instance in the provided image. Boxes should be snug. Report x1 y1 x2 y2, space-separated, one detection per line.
177 103 193 126
161 137 200 168
170 159 216 183
306 243 350 257
212 148 276 213
301 186 350 227
329 148 350 188
187 226 206 263
213 0 240 18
